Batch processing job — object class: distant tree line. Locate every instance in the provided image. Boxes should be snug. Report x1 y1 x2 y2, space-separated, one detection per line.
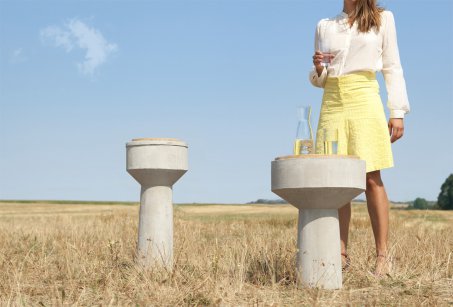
247 199 287 204
249 174 453 210
409 198 435 210
409 174 453 210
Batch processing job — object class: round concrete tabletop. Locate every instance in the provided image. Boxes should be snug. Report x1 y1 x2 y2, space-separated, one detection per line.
275 154 359 160
127 138 187 147
271 155 366 209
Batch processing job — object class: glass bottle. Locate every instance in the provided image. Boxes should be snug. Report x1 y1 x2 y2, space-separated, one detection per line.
293 106 314 155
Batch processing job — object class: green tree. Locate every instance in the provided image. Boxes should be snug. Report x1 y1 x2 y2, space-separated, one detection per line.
413 197 428 209
438 174 453 210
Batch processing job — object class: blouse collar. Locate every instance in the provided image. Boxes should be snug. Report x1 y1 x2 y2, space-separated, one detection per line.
337 11 354 31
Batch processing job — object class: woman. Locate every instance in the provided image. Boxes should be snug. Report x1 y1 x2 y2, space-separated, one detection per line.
309 0 410 276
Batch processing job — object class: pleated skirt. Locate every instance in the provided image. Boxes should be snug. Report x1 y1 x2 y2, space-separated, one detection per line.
315 71 394 173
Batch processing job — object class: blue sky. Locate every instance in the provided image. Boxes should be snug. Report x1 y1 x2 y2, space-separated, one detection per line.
1 0 452 203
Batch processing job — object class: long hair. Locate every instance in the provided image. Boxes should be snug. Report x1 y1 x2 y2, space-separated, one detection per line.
351 0 385 33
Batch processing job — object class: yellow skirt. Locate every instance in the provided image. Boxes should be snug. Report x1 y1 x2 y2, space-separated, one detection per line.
315 71 394 173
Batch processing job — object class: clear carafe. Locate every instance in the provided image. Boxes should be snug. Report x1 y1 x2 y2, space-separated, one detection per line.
293 106 314 155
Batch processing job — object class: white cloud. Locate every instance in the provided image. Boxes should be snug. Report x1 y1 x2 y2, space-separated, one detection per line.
40 18 117 75
41 26 74 52
10 48 27 63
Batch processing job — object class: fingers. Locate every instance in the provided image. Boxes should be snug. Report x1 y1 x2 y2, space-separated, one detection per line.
388 119 404 143
390 126 404 143
313 51 334 68
312 51 324 66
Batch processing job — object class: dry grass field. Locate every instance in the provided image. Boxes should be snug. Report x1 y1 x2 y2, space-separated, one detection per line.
0 201 452 306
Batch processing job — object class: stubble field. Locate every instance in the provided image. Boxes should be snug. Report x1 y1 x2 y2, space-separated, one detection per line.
0 201 452 306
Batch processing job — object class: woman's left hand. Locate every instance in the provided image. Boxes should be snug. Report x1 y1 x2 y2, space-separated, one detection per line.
388 118 404 143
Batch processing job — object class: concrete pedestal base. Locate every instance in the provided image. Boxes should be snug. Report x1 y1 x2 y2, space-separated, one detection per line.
137 185 173 268
297 208 342 289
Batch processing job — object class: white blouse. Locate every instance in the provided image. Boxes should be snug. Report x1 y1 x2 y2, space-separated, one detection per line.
309 10 410 119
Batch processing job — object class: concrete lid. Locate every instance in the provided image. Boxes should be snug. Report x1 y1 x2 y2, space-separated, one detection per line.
275 154 359 161
126 138 188 147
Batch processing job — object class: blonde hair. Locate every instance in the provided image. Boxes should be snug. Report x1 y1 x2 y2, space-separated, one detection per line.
351 0 385 33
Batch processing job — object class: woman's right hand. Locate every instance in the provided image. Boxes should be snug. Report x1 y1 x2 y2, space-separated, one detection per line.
313 50 324 76
312 51 329 77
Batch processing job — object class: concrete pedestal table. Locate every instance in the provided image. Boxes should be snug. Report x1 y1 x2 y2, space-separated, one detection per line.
126 138 188 269
271 155 365 289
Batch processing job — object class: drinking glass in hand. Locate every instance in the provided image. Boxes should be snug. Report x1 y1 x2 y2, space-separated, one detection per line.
321 52 332 67
319 40 332 67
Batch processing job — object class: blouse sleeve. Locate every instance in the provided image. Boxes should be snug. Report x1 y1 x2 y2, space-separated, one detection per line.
309 20 327 88
381 11 410 118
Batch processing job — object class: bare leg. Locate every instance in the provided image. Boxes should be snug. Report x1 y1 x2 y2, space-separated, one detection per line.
338 202 351 269
365 170 390 275
339 202 351 254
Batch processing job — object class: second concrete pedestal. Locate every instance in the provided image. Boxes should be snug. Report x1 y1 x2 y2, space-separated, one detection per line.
126 138 188 269
271 155 365 289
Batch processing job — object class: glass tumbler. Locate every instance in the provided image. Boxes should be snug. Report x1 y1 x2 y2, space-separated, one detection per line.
323 128 338 155
319 40 332 67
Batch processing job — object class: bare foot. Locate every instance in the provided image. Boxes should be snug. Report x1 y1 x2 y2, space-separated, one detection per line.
373 254 392 277
341 253 350 272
